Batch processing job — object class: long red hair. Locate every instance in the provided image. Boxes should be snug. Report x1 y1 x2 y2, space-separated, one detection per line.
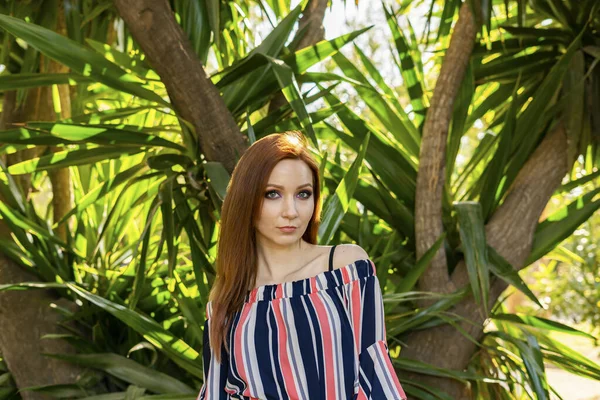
208 131 322 362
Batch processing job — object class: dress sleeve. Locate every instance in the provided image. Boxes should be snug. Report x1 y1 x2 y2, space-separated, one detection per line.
197 305 230 400
356 261 407 400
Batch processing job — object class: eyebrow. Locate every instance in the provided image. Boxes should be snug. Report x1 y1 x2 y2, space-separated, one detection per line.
267 183 313 189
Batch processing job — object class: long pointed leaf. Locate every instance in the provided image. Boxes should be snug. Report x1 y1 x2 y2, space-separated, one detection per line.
455 202 490 315
318 133 369 244
383 3 428 123
396 233 446 293
0 123 184 152
55 163 147 227
65 283 203 377
493 313 596 339
527 187 600 264
7 147 144 175
267 56 317 147
0 14 168 106
0 72 93 90
487 245 543 308
504 29 586 191
43 353 194 394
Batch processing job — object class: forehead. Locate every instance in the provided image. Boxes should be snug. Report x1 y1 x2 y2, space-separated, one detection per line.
267 159 313 185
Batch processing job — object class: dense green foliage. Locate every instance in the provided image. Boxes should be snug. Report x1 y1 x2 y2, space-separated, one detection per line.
0 0 599 399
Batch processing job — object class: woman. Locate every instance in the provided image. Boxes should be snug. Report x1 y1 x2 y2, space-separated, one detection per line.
198 131 407 399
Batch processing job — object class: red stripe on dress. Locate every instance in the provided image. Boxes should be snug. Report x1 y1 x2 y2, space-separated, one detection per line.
377 341 406 398
357 388 369 400
225 387 236 394
249 288 258 303
341 264 351 284
310 276 318 292
234 303 253 397
351 280 362 355
272 298 301 400
309 290 338 400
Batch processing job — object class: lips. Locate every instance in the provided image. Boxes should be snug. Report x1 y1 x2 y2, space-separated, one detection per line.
278 226 297 232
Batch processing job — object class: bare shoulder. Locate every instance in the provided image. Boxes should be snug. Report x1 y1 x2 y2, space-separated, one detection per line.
332 243 369 271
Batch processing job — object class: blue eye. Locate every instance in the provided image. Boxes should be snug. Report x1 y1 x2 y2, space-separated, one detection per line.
264 190 313 199
265 190 278 199
299 190 312 199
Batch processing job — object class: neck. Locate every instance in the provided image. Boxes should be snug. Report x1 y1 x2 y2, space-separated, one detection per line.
254 238 311 283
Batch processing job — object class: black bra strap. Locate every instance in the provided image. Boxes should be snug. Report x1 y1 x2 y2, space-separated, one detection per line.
328 245 337 272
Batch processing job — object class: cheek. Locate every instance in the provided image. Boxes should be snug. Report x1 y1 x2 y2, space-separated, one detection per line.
301 199 315 216
258 201 277 220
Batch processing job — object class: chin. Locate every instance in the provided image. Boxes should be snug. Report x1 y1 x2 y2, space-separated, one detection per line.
272 234 299 244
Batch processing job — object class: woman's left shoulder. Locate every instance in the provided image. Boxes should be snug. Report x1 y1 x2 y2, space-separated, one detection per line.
332 244 370 271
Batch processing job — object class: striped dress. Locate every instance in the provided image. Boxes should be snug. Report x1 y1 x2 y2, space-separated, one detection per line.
198 254 407 400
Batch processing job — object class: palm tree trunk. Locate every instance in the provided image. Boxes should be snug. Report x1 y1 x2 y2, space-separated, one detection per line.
405 121 569 398
113 0 247 173
0 87 83 399
0 258 84 400
409 1 574 396
415 1 479 301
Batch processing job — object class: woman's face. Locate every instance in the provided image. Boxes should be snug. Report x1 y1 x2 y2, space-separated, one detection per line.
255 158 315 246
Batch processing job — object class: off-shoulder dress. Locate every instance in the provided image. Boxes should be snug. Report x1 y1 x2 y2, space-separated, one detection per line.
198 245 407 399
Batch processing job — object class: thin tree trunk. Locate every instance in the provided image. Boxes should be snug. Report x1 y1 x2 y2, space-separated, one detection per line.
415 2 479 301
112 0 247 173
46 2 72 242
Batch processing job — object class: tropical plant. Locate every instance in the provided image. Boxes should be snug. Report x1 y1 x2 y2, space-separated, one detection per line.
522 194 600 332
0 0 599 399
316 0 600 397
0 0 374 398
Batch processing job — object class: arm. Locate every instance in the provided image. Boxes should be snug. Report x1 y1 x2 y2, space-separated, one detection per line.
197 308 230 400
356 260 407 400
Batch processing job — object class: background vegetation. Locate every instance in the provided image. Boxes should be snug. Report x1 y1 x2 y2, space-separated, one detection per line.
0 0 599 399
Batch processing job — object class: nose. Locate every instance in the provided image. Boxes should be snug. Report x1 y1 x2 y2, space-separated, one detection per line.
281 194 299 219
